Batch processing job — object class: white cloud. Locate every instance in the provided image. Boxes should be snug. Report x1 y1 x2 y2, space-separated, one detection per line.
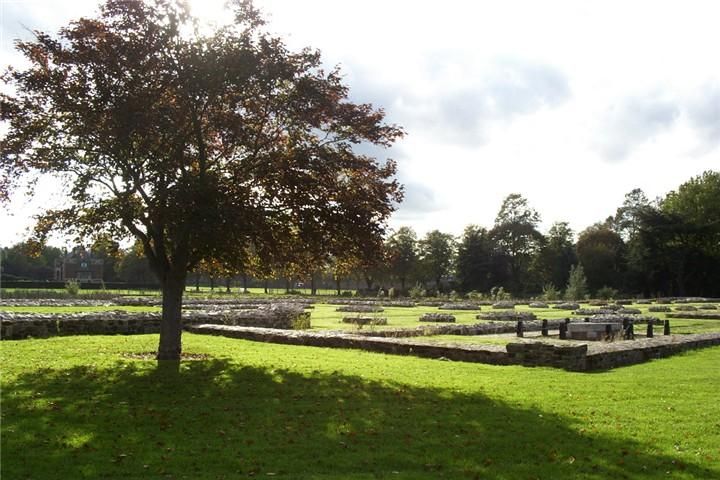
591 91 680 162
2 0 720 246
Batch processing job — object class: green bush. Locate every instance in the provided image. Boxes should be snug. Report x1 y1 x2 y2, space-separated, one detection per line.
466 290 487 301
490 286 511 301
596 286 619 300
64 279 81 297
409 283 426 299
565 265 588 301
542 283 561 301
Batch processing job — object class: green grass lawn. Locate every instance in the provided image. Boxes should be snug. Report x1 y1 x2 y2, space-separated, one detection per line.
1 334 719 479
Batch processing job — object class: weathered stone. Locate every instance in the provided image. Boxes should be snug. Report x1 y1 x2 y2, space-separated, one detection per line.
492 301 516 309
529 302 548 308
341 316 387 326
0 304 311 340
438 303 480 311
419 313 456 323
649 306 672 313
567 322 622 341
553 302 580 310
335 305 384 313
477 311 536 321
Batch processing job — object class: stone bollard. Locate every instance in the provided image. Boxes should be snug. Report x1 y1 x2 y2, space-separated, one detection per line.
559 322 567 340
541 319 548 336
646 320 654 338
664 319 670 335
622 318 629 339
516 320 524 338
626 322 635 340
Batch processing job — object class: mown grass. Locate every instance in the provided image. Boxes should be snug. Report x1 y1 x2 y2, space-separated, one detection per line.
2 334 719 479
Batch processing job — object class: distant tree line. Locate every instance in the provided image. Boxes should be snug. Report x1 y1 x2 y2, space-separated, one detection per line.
2 170 718 298
371 170 720 298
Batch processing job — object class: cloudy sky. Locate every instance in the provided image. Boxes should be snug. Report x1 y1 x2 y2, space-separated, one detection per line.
1 0 719 246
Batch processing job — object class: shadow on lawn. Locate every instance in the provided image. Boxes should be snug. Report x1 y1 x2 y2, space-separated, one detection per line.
2 358 715 480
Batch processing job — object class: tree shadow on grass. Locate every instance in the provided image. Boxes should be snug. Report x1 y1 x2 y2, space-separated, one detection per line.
2 358 716 479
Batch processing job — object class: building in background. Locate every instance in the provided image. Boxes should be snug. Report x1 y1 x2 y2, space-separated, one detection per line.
54 247 104 283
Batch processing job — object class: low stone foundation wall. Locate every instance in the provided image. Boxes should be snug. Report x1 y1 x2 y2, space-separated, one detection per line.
186 324 511 365
0 297 315 308
506 342 588 370
0 305 310 340
352 320 567 338
585 334 720 370
187 324 720 371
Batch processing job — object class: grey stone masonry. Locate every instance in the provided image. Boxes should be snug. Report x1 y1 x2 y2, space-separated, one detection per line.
187 324 720 371
0 305 310 339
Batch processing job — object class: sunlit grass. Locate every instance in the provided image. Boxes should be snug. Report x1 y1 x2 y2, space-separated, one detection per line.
2 334 719 479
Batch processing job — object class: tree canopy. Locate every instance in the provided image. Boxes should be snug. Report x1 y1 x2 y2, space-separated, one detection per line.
1 0 404 359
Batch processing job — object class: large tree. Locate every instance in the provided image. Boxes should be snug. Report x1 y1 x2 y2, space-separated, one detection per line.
385 226 418 292
633 171 720 297
576 224 626 292
490 193 544 295
534 221 576 290
417 229 456 292
1 0 403 360
455 225 494 293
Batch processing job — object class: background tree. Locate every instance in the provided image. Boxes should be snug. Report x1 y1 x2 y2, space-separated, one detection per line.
490 193 543 295
417 230 456 292
0 242 63 281
455 225 494 293
534 221 576 291
116 242 155 284
633 171 720 297
576 224 625 293
90 235 122 283
385 226 418 293
1 0 403 360
612 188 651 241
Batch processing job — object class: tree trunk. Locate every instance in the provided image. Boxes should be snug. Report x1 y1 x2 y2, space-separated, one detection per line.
264 279 268 294
195 273 200 292
225 277 231 293
311 274 317 296
157 273 186 361
336 278 342 296
210 276 215 292
242 273 248 293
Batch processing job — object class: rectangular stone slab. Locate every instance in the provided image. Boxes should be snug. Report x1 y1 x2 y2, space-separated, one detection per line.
567 322 622 340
